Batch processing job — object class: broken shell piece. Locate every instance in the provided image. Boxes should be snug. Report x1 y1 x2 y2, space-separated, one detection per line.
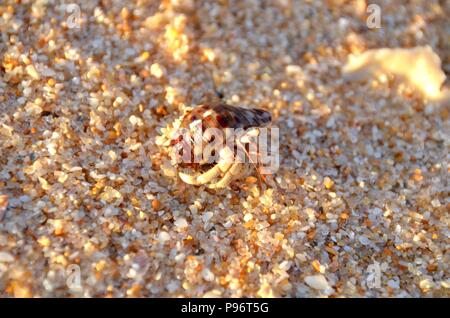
342 46 450 105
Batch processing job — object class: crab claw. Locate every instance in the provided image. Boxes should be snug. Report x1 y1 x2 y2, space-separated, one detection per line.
178 171 201 185
178 162 231 186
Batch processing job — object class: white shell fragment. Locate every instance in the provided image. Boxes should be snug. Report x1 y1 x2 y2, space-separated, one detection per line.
342 46 450 104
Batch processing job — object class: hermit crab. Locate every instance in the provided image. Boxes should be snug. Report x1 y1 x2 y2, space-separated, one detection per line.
157 103 277 189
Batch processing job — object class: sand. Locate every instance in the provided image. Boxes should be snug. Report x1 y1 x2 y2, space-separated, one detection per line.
0 0 448 297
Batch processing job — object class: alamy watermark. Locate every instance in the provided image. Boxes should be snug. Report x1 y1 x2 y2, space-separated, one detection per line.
366 4 382 29
52 264 83 292
170 123 280 175
60 1 81 29
366 261 382 289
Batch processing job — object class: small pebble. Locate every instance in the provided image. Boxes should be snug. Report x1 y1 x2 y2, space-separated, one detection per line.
174 217 188 228
0 251 14 263
202 212 214 223
26 64 40 80
158 231 170 243
304 275 330 290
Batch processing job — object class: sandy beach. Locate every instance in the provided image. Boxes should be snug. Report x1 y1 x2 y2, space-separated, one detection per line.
0 0 448 297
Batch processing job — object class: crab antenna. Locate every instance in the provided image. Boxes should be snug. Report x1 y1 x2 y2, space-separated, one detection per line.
204 64 224 102
236 139 264 190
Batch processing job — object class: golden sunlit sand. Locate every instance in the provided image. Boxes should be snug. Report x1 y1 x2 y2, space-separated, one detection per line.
0 0 448 298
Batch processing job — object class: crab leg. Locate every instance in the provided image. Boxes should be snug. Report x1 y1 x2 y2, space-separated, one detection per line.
178 171 202 185
208 163 243 189
178 161 232 185
198 162 231 183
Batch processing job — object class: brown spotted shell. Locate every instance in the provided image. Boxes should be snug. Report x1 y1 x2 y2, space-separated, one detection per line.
180 103 271 130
